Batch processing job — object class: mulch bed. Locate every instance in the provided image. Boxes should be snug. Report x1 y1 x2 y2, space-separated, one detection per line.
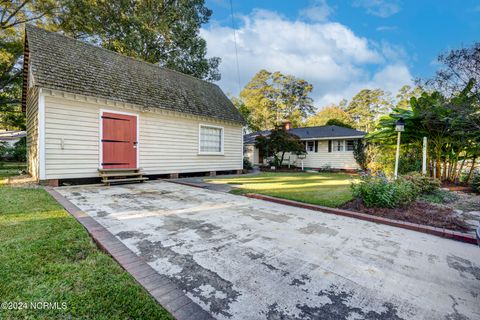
340 198 469 232
441 182 473 193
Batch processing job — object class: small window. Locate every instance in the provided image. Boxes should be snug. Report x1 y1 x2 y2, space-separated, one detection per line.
199 125 223 154
346 140 355 151
335 140 344 152
307 141 314 152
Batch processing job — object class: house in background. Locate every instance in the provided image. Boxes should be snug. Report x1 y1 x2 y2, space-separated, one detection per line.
0 130 26 147
244 123 366 170
23 26 244 186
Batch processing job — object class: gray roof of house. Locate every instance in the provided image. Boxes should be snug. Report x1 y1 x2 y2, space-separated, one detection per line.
244 125 365 144
24 25 244 124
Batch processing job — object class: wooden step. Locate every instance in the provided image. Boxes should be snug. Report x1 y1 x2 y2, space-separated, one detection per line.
100 171 144 178
102 177 149 185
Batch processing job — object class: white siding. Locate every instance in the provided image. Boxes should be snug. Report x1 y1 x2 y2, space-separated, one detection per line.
301 140 359 169
26 87 39 179
43 92 243 179
244 144 259 165
251 139 359 169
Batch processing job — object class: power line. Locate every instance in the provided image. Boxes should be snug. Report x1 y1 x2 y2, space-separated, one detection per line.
229 0 242 93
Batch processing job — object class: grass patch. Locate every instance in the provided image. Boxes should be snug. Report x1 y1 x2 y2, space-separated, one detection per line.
0 162 26 184
206 172 357 207
0 186 172 320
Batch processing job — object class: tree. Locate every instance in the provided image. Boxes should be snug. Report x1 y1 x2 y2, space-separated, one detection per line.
395 85 423 110
345 89 393 132
237 70 315 131
255 127 306 167
368 80 480 182
423 42 480 99
353 139 368 171
304 104 353 127
56 0 221 81
0 0 58 130
324 118 354 129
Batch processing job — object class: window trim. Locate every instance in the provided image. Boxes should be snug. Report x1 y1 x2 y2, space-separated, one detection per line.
333 139 345 152
198 124 224 155
346 139 355 152
306 141 315 152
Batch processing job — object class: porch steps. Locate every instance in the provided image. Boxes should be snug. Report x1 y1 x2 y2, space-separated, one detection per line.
98 168 148 186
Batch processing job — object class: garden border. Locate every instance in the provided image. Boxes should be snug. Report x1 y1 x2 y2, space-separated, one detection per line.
44 186 214 320
244 193 477 245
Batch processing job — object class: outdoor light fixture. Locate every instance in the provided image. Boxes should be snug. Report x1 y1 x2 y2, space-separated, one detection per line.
395 118 405 132
394 117 405 179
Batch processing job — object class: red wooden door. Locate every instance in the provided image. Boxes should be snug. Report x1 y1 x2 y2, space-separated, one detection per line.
102 112 137 169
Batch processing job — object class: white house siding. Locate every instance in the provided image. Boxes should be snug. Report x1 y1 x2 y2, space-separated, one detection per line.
244 144 259 165
26 86 39 179
301 140 358 169
42 91 243 180
249 139 359 170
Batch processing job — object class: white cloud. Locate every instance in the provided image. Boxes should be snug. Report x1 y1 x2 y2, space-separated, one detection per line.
352 0 401 18
300 0 334 22
201 9 412 109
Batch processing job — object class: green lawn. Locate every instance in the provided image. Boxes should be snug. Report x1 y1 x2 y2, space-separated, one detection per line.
0 186 172 320
206 172 357 208
0 162 26 183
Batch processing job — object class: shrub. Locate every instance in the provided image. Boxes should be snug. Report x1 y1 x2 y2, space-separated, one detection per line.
243 157 253 170
403 172 440 194
351 175 418 208
472 174 480 193
419 189 458 204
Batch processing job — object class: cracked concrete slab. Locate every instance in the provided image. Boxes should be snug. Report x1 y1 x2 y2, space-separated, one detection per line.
56 181 480 320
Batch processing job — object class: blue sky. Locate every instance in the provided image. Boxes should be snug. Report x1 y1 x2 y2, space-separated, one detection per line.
202 0 480 108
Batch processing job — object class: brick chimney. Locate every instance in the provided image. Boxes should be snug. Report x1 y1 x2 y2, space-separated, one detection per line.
283 121 292 130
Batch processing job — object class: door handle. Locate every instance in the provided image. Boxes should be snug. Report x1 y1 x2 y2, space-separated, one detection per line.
133 141 138 149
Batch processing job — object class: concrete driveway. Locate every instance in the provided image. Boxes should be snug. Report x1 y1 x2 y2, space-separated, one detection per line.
56 181 480 320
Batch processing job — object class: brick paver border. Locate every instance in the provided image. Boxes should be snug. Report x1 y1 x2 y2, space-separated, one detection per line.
44 187 214 320
244 193 477 245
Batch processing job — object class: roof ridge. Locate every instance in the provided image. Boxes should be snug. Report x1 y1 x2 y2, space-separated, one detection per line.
25 24 219 88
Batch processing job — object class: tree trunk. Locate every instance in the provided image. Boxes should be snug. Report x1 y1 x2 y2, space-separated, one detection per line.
455 157 466 182
279 151 285 167
466 156 477 183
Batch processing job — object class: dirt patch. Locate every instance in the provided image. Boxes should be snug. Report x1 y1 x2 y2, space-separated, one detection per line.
340 198 469 232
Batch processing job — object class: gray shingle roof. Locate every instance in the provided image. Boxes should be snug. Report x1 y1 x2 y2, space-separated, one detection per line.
25 25 245 124
244 125 365 144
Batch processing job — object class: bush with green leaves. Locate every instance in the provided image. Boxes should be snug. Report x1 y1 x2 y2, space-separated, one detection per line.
472 174 480 193
403 172 440 194
243 157 253 170
351 175 418 208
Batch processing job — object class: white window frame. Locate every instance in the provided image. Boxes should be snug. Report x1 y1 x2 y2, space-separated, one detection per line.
306 141 315 152
333 139 345 152
346 139 355 152
198 124 224 155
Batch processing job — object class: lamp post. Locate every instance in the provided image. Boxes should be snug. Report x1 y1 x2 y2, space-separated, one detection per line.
394 118 405 180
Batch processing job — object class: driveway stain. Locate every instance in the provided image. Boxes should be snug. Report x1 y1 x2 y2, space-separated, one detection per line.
298 223 338 236
297 286 404 320
447 255 480 280
136 239 241 317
